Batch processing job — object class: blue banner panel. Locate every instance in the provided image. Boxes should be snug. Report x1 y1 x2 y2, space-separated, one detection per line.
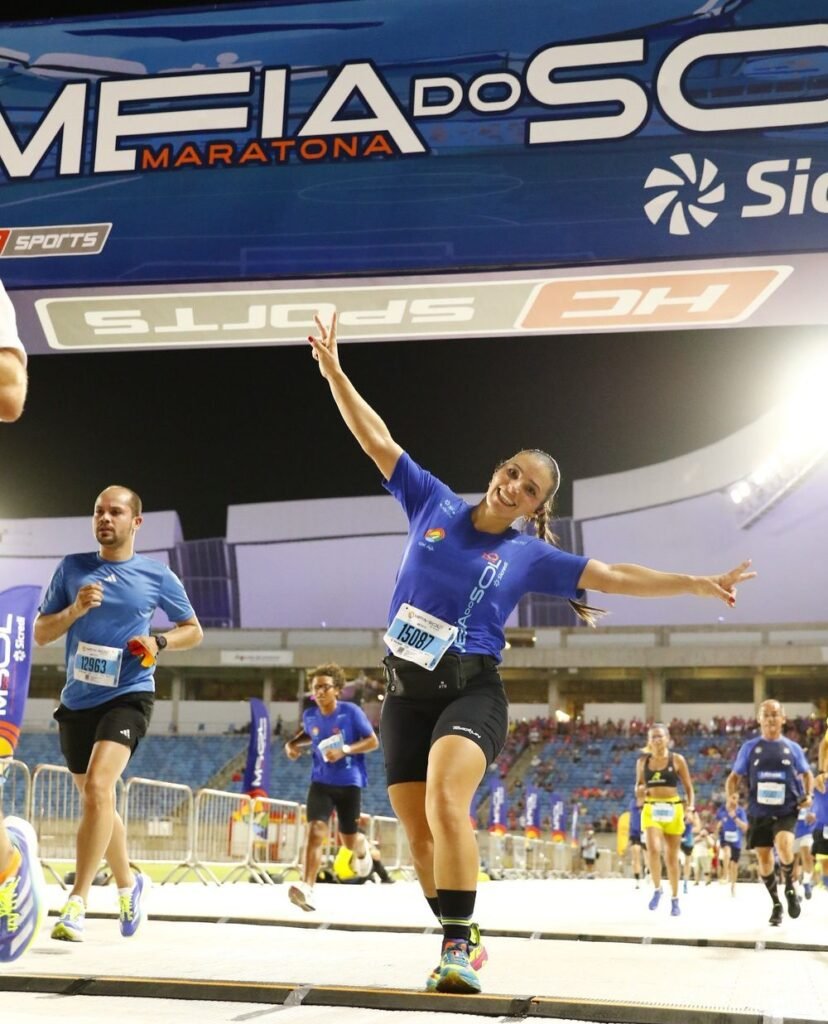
488 777 508 835
241 696 271 797
0 586 41 758
0 0 826 296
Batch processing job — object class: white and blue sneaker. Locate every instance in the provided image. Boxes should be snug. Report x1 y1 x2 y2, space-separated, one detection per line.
119 872 151 937
0 817 47 962
51 895 85 942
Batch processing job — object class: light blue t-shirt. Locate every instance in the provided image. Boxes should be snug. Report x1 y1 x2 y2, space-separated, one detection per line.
40 552 195 709
302 700 375 788
383 453 589 660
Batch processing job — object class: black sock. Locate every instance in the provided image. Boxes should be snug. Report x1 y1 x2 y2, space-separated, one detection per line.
373 859 392 882
426 895 441 920
437 889 476 946
780 861 795 891
762 871 781 905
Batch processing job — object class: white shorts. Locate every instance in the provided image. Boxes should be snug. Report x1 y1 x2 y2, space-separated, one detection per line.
793 833 814 854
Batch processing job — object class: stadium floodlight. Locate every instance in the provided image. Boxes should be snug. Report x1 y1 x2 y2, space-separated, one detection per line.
729 348 828 528
554 709 571 723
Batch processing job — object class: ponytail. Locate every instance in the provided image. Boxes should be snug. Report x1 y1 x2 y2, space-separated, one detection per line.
568 598 608 628
529 498 607 629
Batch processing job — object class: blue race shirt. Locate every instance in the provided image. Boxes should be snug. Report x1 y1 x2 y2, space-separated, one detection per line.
628 798 642 837
383 453 589 659
716 805 748 847
812 788 828 829
303 700 375 787
681 817 694 845
40 552 195 710
732 736 810 818
794 806 814 839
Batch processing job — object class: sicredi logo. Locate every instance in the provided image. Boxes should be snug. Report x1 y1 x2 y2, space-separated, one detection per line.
0 224 111 258
644 154 725 235
644 154 828 234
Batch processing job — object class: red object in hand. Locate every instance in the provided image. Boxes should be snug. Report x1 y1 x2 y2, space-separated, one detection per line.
127 638 155 668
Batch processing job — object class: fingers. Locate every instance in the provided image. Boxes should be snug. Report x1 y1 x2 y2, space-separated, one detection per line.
730 559 756 582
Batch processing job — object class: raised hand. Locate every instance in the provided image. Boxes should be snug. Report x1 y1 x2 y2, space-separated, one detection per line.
308 311 340 380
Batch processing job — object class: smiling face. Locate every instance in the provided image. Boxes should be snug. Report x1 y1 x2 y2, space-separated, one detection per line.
483 451 558 524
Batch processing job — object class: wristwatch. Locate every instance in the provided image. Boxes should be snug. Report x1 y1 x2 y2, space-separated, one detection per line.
342 744 352 755
154 634 168 652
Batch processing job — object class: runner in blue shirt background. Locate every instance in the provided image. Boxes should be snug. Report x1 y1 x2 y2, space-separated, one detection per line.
284 663 378 912
35 485 202 943
792 803 817 900
714 792 748 896
812 739 828 890
308 309 756 994
726 699 813 925
628 795 644 889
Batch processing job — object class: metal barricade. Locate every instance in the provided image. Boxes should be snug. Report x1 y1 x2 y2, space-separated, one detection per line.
248 796 302 881
124 777 199 884
526 837 557 878
481 831 506 878
369 814 409 875
30 763 124 887
191 788 272 885
503 833 528 878
0 758 31 820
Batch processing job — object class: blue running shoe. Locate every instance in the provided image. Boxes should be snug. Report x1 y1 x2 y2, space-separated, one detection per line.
671 898 681 917
51 896 85 942
426 922 488 992
804 882 813 900
433 939 482 995
648 889 662 911
119 872 150 937
0 817 47 962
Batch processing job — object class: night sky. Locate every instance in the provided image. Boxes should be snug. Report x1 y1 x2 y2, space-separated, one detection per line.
2 3 826 539
3 324 826 539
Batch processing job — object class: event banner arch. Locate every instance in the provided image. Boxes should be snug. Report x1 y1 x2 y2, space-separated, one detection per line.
1 1 826 352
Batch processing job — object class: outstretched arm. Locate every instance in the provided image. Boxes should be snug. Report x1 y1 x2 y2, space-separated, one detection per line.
308 312 402 480
578 559 755 608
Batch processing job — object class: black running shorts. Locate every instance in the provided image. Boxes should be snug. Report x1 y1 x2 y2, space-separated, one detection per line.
811 825 828 857
721 841 742 864
305 781 362 834
54 693 153 775
746 812 798 849
380 665 509 785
